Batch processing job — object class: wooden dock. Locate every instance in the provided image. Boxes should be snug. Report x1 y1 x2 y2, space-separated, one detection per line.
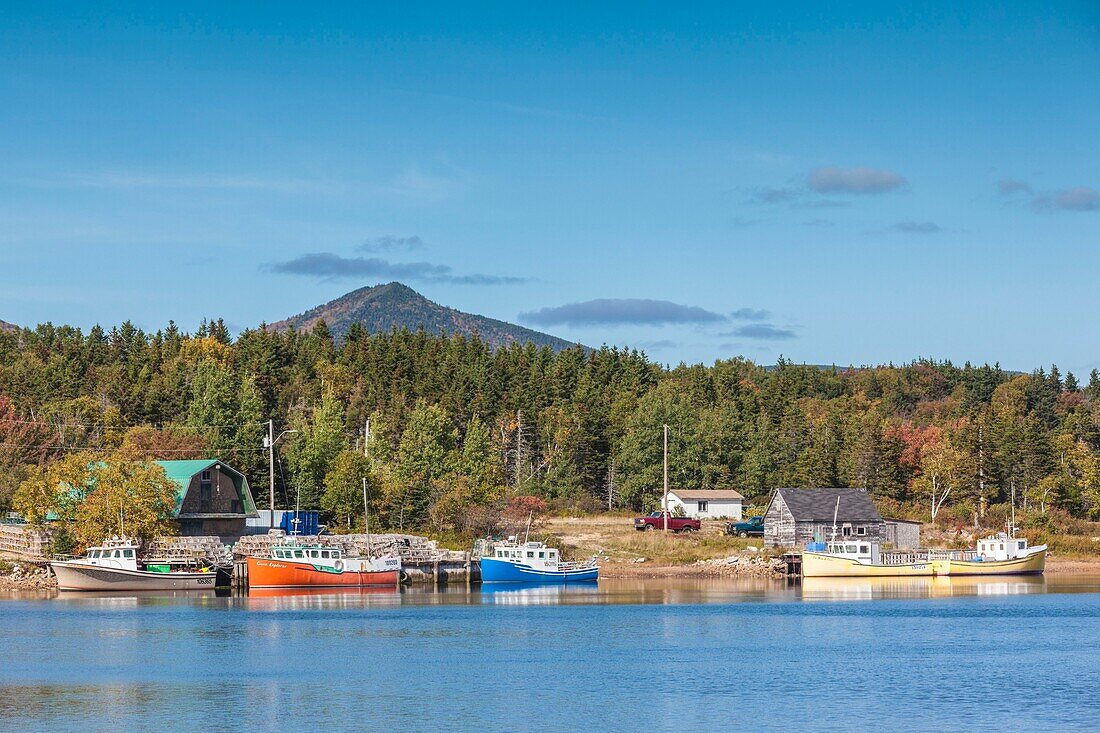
780 552 802 576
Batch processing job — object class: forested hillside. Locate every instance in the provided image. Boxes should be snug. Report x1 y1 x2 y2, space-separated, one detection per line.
2 319 1099 534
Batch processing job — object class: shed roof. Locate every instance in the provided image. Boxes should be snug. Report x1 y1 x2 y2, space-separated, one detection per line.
669 490 744 501
154 459 257 517
774 487 883 522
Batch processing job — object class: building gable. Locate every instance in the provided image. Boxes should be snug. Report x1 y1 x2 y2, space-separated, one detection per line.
155 459 257 518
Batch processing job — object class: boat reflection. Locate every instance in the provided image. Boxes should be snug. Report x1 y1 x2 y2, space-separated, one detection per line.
800 574 1046 601
243 585 401 611
477 583 605 605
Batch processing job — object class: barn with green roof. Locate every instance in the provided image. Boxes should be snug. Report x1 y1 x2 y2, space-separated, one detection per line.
156 459 258 540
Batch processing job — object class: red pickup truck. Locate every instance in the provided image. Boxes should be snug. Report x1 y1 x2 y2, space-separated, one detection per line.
633 511 700 533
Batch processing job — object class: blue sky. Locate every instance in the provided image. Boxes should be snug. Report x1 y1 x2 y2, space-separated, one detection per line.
1 2 1098 372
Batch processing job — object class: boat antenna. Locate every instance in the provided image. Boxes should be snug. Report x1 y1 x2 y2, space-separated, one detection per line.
524 512 533 544
292 479 302 537
119 508 125 540
830 494 840 543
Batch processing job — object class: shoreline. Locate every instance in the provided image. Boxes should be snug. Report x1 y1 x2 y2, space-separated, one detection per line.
3 554 1098 591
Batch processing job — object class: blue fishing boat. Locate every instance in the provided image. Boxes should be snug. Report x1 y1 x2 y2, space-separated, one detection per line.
479 540 599 583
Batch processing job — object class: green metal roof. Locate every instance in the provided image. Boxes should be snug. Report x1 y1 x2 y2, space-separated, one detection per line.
154 459 257 516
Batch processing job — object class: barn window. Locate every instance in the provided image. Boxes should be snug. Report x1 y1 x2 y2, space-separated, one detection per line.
698 501 709 512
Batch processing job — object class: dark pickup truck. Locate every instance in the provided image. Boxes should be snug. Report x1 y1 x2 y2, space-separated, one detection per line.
633 511 700 533
725 516 765 537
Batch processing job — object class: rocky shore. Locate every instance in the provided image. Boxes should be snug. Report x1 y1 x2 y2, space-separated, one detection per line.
0 562 57 591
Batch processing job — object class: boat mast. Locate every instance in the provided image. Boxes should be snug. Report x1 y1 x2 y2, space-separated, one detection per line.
363 477 373 557
830 495 840 543
1010 479 1016 539
524 512 533 544
363 418 373 556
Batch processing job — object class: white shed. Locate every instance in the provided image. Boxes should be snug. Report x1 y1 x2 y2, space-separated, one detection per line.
664 490 744 519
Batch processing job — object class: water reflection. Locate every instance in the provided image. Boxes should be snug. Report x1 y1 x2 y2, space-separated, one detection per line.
800 575 1047 601
4 573 1099 608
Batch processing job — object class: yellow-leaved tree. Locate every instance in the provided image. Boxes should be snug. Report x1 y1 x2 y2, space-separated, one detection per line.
75 458 180 548
13 452 97 525
14 452 180 551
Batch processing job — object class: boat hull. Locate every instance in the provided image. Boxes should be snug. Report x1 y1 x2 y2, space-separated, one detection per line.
479 557 598 583
940 548 1046 576
802 547 1047 578
246 556 399 588
50 561 229 591
801 552 934 578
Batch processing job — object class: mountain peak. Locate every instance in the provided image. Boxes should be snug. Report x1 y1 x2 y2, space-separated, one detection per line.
269 282 582 351
0 319 17 333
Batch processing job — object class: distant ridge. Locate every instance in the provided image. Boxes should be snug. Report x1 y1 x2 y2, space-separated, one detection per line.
0 319 17 333
269 282 583 352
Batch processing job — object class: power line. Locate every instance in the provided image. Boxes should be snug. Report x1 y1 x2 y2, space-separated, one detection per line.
0 417 265 430
0 441 267 453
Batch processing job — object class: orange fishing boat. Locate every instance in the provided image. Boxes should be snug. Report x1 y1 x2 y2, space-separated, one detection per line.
247 541 400 589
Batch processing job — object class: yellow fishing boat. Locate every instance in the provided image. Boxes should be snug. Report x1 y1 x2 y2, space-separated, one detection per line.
801 540 933 578
936 533 1046 576
801 533 1046 578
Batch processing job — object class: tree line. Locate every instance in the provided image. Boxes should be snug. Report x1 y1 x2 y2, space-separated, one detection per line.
2 319 1099 539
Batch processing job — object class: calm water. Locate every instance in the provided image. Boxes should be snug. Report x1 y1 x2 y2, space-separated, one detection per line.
2 576 1099 732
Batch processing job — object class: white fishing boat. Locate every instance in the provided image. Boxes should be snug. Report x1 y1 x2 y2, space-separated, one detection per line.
50 537 232 591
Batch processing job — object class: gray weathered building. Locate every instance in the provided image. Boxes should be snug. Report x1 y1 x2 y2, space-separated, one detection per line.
763 487 886 549
884 518 922 550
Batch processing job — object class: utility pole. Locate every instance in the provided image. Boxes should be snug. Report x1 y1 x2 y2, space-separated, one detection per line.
663 424 670 532
263 419 298 529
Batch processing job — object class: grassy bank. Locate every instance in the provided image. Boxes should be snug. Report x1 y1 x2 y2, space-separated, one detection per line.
541 516 768 565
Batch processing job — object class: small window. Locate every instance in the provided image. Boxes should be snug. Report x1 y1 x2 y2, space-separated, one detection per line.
698 500 709 512
201 470 211 480
320 550 330 558
294 550 304 559
860 545 869 553
527 551 535 558
842 527 852 537
856 527 866 536
113 550 121 558
123 549 135 558
538 551 545 559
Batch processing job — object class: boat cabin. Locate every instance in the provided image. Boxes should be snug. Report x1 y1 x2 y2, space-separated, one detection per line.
76 538 140 571
976 534 1028 561
822 540 881 564
271 545 343 564
490 542 561 571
